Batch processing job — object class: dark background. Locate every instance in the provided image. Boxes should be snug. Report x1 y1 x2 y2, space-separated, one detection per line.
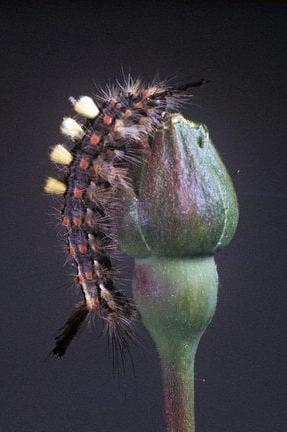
1 1 286 431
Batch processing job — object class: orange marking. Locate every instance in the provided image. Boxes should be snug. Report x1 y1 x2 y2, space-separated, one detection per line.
74 187 84 198
62 215 70 226
80 159 90 169
69 246 76 256
87 297 100 310
123 109 132 119
103 114 113 125
90 133 101 145
143 88 156 98
72 216 82 226
74 274 84 284
94 297 100 306
78 244 88 254
85 271 93 280
142 89 149 99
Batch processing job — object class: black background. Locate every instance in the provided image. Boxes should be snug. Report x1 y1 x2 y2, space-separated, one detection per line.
1 1 287 431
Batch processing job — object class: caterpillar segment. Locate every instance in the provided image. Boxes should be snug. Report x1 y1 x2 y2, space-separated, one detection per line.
45 77 202 359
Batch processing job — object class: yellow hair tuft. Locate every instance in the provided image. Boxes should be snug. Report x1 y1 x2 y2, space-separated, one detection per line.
50 144 73 165
44 177 67 195
60 117 84 140
72 96 100 119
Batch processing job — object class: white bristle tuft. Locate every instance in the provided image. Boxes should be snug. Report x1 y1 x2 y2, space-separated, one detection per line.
99 284 116 310
71 96 100 119
50 144 73 165
60 117 84 140
44 177 67 195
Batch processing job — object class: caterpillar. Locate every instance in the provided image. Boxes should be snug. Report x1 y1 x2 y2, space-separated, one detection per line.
45 76 207 360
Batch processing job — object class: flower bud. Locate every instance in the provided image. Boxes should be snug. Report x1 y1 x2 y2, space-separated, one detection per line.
119 114 239 257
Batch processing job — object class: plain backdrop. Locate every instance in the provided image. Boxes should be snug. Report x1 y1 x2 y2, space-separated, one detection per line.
1 1 287 431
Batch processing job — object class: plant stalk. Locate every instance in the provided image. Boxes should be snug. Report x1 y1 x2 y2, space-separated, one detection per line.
132 256 218 432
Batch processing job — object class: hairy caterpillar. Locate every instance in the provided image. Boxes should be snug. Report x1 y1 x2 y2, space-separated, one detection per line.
45 76 207 360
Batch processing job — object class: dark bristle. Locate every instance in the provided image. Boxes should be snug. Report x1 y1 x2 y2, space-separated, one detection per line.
174 78 210 92
102 291 139 375
51 302 88 358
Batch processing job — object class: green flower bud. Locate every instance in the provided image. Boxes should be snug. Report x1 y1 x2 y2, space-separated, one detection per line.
119 114 239 258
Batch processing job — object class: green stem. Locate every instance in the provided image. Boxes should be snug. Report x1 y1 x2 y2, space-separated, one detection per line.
161 345 196 432
132 256 218 432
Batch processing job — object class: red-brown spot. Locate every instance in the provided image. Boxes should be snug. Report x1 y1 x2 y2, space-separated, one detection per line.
90 133 101 145
87 297 100 309
85 271 93 280
74 187 84 198
80 159 90 170
72 216 82 226
69 246 76 256
94 297 100 306
74 274 84 284
62 215 70 226
78 244 88 254
142 89 149 99
103 114 113 125
123 109 132 119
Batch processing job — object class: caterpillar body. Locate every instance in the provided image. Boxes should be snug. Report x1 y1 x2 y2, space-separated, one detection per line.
45 76 206 359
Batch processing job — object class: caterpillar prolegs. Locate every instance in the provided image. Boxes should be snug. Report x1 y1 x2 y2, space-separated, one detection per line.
45 76 206 359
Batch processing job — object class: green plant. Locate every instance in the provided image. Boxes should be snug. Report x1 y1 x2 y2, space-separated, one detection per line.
119 115 239 431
